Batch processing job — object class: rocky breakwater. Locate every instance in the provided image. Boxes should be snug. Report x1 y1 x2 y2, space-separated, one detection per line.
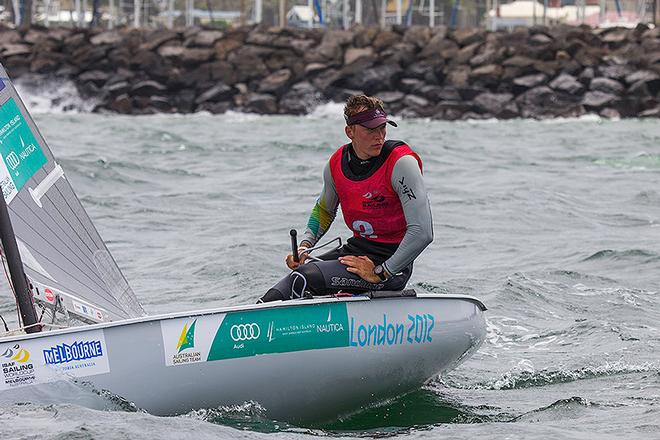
0 23 659 119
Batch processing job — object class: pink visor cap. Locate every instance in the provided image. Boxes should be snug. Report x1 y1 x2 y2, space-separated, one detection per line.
345 108 398 129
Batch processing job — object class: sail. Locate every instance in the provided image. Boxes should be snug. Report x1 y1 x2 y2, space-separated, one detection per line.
0 64 144 323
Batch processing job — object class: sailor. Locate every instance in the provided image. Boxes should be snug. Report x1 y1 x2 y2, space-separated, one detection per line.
258 95 433 302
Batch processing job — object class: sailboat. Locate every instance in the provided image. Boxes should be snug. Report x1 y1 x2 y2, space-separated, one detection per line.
0 63 486 423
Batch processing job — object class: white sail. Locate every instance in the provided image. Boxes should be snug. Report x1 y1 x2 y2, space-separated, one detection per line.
0 64 144 324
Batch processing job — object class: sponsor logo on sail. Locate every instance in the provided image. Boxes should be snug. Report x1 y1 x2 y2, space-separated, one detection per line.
230 323 261 342
1 344 36 387
171 320 201 364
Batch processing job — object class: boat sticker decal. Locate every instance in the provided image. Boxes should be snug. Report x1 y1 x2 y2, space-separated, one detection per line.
207 303 349 361
349 313 435 348
38 330 110 377
0 329 109 391
1 343 36 388
0 98 47 204
161 314 224 366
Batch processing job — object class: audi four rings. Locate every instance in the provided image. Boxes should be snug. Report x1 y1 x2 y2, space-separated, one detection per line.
230 323 261 341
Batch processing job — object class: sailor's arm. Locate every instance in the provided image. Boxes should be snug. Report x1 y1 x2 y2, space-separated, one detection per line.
381 155 434 276
301 161 339 248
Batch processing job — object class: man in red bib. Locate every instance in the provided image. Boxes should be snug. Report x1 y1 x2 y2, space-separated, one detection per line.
259 95 433 302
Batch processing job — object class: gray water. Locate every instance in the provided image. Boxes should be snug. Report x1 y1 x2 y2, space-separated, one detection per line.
1 105 659 439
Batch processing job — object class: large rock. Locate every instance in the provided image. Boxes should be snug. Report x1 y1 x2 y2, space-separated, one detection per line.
90 31 122 45
79 70 111 86
229 47 269 82
470 46 505 67
405 60 441 80
398 78 425 94
402 94 433 116
516 86 582 118
419 33 452 58
601 28 629 45
452 28 484 47
108 94 133 114
181 48 215 65
549 73 584 94
469 64 502 86
305 29 353 64
624 70 660 95
353 26 379 48
193 30 224 47
141 30 179 51
590 77 624 95
455 42 482 64
2 44 32 57
473 92 518 118
158 44 184 60
445 65 471 88
172 89 196 113
372 30 401 51
513 73 548 91
582 90 618 109
209 61 237 84
103 79 130 96
599 64 634 80
214 38 243 60
0 30 22 45
279 81 322 115
379 91 405 104
343 64 403 94
30 54 65 73
344 47 374 65
131 80 167 96
530 33 553 46
194 83 234 104
403 26 432 49
258 68 293 95
503 56 536 68
245 93 278 114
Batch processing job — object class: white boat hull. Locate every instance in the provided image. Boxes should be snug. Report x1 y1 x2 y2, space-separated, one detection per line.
0 294 485 423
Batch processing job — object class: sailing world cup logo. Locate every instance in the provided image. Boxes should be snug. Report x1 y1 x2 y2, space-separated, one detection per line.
230 323 261 341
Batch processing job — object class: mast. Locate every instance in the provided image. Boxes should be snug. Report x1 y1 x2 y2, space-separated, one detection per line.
0 190 41 333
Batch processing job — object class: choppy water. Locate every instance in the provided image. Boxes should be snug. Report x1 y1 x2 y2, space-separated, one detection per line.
1 93 659 439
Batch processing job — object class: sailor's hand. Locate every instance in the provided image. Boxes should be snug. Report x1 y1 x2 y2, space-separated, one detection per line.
286 246 309 270
339 256 380 284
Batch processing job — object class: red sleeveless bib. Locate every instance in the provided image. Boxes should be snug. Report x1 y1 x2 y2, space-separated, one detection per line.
329 143 422 244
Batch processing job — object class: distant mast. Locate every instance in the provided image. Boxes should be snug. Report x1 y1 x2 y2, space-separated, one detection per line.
0 190 40 333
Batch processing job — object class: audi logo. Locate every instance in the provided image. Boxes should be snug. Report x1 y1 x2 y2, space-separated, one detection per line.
230 323 261 341
6 152 19 170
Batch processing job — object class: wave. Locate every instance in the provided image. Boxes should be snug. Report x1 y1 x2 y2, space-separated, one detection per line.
182 401 302 434
594 153 660 170
318 388 491 434
14 75 99 114
582 249 660 263
469 361 658 391
513 396 597 422
307 102 344 120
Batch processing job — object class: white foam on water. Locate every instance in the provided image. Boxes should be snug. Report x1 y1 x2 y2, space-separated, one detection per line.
13 77 99 114
307 101 344 120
